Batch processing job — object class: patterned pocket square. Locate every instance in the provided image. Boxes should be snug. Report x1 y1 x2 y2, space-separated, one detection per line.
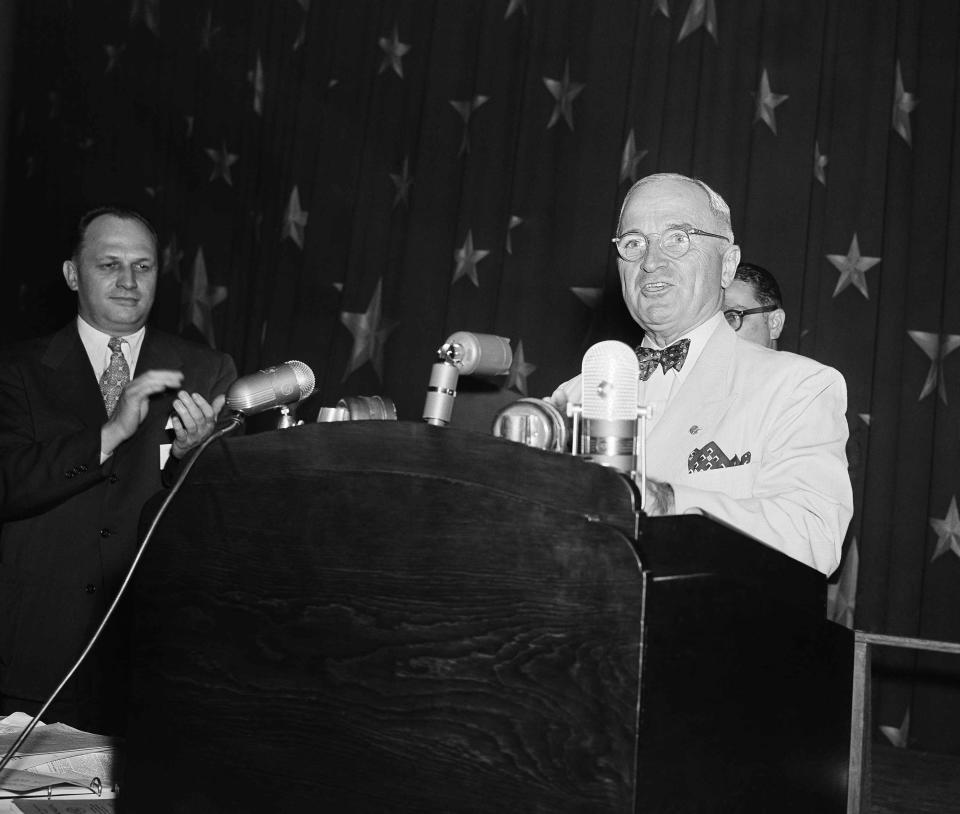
688 441 751 473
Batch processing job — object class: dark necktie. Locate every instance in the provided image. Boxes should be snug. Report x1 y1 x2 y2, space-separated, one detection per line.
636 338 691 381
100 336 130 416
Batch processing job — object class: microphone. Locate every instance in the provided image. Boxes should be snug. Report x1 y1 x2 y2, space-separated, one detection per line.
317 395 397 422
577 341 639 474
491 398 568 452
422 332 512 426
225 360 316 416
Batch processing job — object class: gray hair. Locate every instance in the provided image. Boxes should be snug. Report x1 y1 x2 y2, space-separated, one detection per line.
619 173 734 241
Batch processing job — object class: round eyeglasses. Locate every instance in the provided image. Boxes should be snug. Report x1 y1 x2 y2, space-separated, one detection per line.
724 305 779 332
611 226 729 263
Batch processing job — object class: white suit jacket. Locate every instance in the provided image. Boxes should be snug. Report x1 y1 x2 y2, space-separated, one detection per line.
556 319 853 575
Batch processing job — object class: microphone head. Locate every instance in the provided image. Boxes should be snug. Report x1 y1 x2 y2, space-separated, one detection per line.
491 398 568 452
225 360 316 415
581 341 640 420
444 332 513 376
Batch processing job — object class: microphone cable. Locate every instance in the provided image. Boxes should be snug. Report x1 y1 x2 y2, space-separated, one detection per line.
0 414 244 775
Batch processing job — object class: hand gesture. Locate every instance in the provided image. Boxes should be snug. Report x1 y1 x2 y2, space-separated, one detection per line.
170 391 227 459
101 370 184 456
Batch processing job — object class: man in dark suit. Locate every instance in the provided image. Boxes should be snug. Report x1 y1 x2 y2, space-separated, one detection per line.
0 207 237 733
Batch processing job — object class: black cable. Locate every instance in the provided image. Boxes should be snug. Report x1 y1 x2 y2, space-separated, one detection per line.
0 415 243 775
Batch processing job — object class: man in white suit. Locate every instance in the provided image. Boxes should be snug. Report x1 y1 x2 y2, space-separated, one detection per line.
550 173 852 575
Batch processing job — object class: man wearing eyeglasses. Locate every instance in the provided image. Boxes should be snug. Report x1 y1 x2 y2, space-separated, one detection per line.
724 263 785 349
549 173 852 575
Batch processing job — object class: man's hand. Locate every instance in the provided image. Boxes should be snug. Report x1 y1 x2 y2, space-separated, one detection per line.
545 374 582 413
170 391 227 459
101 370 184 457
642 478 675 516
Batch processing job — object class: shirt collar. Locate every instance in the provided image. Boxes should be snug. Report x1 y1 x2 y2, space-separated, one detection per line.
640 311 724 378
76 316 147 377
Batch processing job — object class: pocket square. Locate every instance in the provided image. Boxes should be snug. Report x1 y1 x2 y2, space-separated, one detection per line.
688 441 751 473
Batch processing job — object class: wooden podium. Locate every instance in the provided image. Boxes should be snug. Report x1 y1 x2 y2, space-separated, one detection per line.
121 422 852 813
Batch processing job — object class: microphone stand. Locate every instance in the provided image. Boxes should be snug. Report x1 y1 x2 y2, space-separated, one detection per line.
0 415 244 776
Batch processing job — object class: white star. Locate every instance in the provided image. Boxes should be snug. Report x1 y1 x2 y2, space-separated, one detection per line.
185 115 194 138
880 708 910 749
907 331 960 403
340 278 399 381
753 69 789 135
677 0 718 43
543 60 585 131
293 0 310 50
104 44 125 73
378 24 410 79
506 340 536 395
504 0 527 19
826 234 880 299
129 0 159 35
180 248 228 348
620 129 648 185
205 141 239 186
651 0 671 17
892 60 919 146
505 215 523 255
162 235 183 280
930 496 960 562
449 95 489 155
248 53 264 116
814 141 828 186
199 9 221 51
571 287 603 309
452 230 490 287
389 157 413 208
282 186 308 249
827 537 858 628
858 413 871 426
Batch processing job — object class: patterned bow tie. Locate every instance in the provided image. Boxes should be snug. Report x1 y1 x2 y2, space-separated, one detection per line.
636 338 691 381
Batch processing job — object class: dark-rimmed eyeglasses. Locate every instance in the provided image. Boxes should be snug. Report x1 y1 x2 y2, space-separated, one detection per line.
611 226 729 263
724 305 779 332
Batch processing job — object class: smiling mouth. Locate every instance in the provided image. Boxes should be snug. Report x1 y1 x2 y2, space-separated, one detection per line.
641 281 671 294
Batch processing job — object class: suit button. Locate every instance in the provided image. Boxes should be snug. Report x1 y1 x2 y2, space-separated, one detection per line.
99 528 112 538
108 474 119 484
85 584 96 594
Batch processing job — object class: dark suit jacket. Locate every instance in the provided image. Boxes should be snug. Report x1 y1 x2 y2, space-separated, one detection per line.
0 322 236 732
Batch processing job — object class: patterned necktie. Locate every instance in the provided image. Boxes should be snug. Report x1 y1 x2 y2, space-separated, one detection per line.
99 336 130 417
636 338 691 381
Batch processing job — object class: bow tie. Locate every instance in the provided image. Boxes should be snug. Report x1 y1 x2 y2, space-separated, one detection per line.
636 338 691 381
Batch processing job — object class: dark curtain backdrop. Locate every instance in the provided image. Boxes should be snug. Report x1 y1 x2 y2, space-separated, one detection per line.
2 0 959 755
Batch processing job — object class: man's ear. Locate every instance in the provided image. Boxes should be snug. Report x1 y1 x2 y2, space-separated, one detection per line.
720 244 741 288
768 308 785 341
62 260 79 292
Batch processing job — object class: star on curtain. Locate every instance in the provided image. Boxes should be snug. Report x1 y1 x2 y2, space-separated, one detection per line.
752 69 788 135
506 340 536 395
571 286 603 309
282 186 308 248
826 537 858 628
452 230 490 286
104 44 125 73
892 60 919 146
543 60 585 131
205 141 238 186
651 0 670 17
248 53 264 115
449 95 489 155
826 234 880 299
504 0 527 20
814 141 828 186
340 278 399 381
185 115 194 138
199 9 221 51
378 24 410 79
880 709 910 749
293 0 310 50
620 129 648 184
162 235 183 280
858 413 871 426
390 157 413 208
181 248 228 348
505 215 523 255
907 331 960 403
129 0 159 35
677 0 718 43
930 496 960 562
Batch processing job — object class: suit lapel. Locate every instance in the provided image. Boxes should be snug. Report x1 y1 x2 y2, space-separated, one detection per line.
41 323 109 429
646 322 739 476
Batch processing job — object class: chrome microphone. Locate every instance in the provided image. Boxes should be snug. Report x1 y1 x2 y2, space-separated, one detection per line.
577 341 639 473
225 360 316 415
491 398 568 452
317 395 398 422
422 332 512 426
